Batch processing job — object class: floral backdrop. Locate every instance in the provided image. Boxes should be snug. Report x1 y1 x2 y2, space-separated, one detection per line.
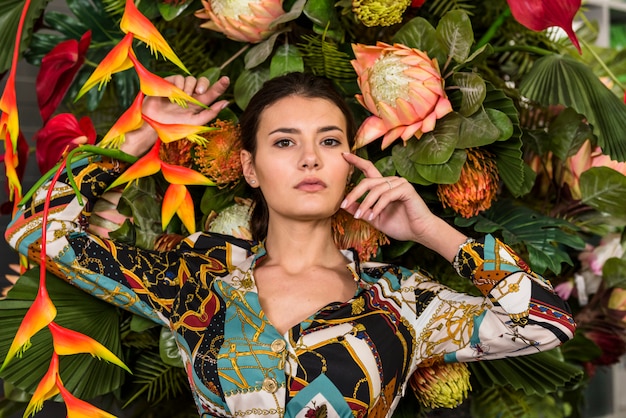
1 0 626 417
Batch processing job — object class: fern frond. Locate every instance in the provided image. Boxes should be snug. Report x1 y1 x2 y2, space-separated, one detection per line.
427 0 475 19
297 34 356 82
101 0 125 17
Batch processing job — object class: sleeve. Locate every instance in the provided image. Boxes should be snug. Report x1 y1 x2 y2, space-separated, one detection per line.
5 157 250 325
405 234 576 365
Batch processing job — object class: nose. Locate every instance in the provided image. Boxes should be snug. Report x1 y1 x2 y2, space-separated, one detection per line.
299 143 321 169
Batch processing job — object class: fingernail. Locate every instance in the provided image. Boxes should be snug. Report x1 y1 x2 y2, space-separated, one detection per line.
219 101 229 110
340 199 347 209
368 212 374 221
354 209 361 219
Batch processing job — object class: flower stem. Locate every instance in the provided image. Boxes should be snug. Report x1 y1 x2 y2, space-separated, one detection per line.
220 44 250 70
475 7 511 50
492 45 553 56
19 145 137 207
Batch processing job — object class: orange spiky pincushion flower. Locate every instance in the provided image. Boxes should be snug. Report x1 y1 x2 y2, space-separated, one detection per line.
437 148 499 218
409 362 472 409
193 120 243 188
332 209 389 261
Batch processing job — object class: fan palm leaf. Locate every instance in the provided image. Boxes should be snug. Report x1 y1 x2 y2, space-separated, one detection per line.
297 34 355 82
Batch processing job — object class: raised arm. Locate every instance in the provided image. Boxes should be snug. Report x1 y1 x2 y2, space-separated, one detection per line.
5 76 233 323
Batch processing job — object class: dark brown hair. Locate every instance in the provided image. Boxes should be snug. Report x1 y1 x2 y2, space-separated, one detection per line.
239 72 357 242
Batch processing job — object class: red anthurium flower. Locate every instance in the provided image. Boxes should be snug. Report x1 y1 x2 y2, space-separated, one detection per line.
24 352 61 418
142 113 215 144
33 113 96 174
100 92 145 148
48 321 131 373
56 373 117 418
120 0 189 74
37 31 92 123
75 32 135 101
411 0 425 7
507 0 582 54
129 53 207 109
1 284 57 372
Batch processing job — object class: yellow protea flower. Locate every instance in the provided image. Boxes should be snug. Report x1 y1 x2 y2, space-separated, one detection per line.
409 362 472 409
437 148 499 218
352 0 411 27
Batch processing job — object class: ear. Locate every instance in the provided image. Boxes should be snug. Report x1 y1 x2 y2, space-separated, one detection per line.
240 150 259 187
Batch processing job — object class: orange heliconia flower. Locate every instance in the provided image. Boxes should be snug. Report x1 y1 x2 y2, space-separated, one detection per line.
23 352 61 418
351 42 453 149
437 148 499 218
100 92 145 148
142 114 216 145
120 0 189 73
1 284 57 372
332 209 389 261
129 53 207 109
193 120 243 187
75 32 134 101
108 140 214 233
48 322 130 373
57 374 117 418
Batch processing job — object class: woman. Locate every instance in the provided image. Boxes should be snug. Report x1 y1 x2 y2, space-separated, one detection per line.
5 72 575 417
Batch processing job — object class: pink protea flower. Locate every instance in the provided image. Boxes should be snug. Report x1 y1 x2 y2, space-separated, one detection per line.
195 0 286 43
565 140 626 199
351 42 452 149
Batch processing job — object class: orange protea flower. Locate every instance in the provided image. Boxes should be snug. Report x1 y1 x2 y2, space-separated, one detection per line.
332 209 389 261
409 362 471 409
351 42 452 149
195 0 286 43
193 120 243 187
437 148 499 218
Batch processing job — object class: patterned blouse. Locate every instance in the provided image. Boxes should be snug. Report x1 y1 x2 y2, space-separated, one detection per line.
5 158 576 417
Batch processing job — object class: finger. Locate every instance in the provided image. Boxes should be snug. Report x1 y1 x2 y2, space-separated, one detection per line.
194 77 211 94
182 76 198 95
350 179 397 219
342 152 382 178
195 76 230 106
191 100 230 125
166 74 185 89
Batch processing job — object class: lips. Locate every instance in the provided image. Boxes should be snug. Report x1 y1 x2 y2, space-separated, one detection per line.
295 178 327 191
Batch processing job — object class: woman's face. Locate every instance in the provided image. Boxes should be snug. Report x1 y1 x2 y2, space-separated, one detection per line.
241 95 352 224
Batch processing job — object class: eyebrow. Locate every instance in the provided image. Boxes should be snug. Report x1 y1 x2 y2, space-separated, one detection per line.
268 125 345 135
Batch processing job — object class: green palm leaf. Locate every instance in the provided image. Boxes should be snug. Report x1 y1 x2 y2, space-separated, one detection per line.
456 199 585 274
426 0 475 18
469 350 583 397
520 54 626 162
0 268 125 400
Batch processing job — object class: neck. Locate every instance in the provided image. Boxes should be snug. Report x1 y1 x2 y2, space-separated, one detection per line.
262 217 346 273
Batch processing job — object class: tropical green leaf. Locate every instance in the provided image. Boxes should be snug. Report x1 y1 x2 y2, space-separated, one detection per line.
416 148 466 184
411 113 460 164
374 156 397 177
520 54 626 162
452 72 486 116
482 82 522 143
159 328 184 368
66 0 118 40
469 350 583 397
456 108 504 148
392 17 446 65
234 67 270 110
303 0 343 41
245 33 280 70
157 0 192 21
271 0 306 26
603 258 626 288
437 10 473 64
488 137 530 197
547 107 594 161
392 142 432 185
0 268 125 400
298 34 356 81
455 199 585 274
270 43 304 78
580 167 626 223
0 0 50 73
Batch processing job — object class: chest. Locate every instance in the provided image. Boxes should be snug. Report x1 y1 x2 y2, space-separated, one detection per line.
170 277 415 416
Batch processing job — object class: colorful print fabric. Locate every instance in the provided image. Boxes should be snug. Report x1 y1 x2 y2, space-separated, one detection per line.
5 159 575 417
